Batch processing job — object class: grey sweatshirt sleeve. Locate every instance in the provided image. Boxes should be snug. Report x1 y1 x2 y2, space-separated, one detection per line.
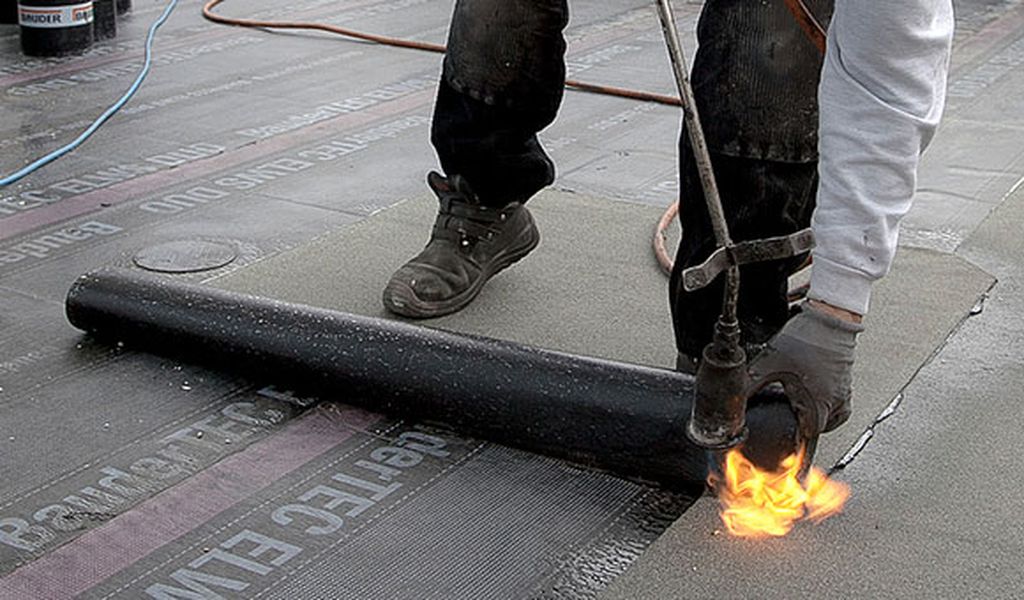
808 1 955 315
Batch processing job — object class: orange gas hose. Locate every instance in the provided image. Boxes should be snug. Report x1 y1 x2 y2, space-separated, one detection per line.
201 0 684 108
654 199 679 276
783 0 827 54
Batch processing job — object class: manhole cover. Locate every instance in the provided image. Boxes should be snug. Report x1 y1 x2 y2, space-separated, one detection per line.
133 240 238 273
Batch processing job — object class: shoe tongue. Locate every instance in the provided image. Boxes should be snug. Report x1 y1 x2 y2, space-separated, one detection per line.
427 171 451 194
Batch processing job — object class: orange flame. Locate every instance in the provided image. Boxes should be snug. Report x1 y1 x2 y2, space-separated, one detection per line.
709 447 850 539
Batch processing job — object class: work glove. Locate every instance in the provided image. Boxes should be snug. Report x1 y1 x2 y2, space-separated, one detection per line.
747 301 864 440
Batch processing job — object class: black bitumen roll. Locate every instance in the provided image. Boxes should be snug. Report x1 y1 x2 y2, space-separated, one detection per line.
93 0 114 39
19 0 94 57
2 1 18 25
65 268 801 488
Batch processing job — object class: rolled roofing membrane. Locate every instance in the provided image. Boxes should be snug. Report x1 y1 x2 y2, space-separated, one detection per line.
41 256 803 597
66 267 801 488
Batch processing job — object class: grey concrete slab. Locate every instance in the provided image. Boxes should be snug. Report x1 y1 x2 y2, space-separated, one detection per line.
913 118 1024 208
213 189 679 369
819 247 995 466
900 188 994 253
951 0 1023 41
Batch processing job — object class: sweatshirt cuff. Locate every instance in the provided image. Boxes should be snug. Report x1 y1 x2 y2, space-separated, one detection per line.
808 255 874 315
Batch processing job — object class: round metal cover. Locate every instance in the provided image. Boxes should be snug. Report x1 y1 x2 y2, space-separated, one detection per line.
133 240 238 273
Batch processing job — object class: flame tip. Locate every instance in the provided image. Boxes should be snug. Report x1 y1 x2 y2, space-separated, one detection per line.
711 447 849 539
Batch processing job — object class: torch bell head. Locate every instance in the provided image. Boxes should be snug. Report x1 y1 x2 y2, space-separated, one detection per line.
685 325 751 450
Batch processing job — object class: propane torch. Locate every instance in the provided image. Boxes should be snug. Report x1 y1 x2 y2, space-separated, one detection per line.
654 0 816 450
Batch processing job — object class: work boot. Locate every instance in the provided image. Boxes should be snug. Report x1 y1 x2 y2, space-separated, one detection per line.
382 171 540 318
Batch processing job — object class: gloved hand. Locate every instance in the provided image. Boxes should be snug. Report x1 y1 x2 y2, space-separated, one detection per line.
747 300 864 439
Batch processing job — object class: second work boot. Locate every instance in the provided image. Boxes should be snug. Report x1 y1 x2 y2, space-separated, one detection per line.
382 171 540 318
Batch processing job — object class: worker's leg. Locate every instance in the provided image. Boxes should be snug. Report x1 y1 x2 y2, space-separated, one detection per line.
383 0 569 318
431 0 569 207
669 141 818 366
669 0 828 367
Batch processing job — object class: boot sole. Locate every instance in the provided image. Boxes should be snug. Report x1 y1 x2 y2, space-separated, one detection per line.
382 222 540 319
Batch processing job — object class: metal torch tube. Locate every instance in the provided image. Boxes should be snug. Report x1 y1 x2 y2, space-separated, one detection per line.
654 0 740 323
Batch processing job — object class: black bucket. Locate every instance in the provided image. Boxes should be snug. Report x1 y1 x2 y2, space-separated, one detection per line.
93 0 113 39
19 0 94 56
115 0 128 15
2 1 18 25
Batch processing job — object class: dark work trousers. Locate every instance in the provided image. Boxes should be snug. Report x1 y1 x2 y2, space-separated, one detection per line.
431 0 569 208
430 0 824 359
669 141 818 359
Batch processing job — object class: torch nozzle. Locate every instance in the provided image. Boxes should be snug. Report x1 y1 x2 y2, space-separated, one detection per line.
685 317 751 450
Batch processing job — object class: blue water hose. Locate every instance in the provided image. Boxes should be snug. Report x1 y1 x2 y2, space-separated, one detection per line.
0 0 180 187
